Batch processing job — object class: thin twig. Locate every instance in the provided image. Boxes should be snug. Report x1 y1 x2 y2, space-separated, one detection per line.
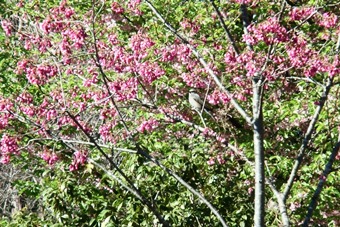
210 0 240 55
135 143 229 227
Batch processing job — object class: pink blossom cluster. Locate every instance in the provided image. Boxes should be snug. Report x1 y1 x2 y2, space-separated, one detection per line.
83 67 99 87
0 97 14 112
160 45 179 62
62 28 87 50
0 98 14 129
41 149 59 165
17 92 34 104
225 48 266 79
136 62 165 84
69 150 88 171
57 116 74 128
202 128 228 144
16 62 58 85
40 18 62 34
180 19 200 34
109 77 138 101
26 65 58 85
1 20 12 36
0 134 19 164
45 109 58 121
316 12 338 29
207 90 230 105
160 44 191 63
21 35 52 53
286 36 333 77
287 37 312 67
289 7 315 21
243 18 288 45
108 34 119 46
129 33 155 59
290 7 337 29
207 153 226 166
138 118 159 133
289 201 301 212
111 2 125 14
224 48 239 69
20 105 35 117
127 0 142 15
99 108 117 120
181 72 207 88
102 46 126 72
0 115 9 130
99 123 115 142
50 0 75 20
39 1 75 37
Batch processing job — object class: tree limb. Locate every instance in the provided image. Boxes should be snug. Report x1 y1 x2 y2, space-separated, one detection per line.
283 78 333 201
302 139 340 226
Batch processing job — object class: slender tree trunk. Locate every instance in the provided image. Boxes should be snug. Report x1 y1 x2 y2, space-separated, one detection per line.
253 76 265 226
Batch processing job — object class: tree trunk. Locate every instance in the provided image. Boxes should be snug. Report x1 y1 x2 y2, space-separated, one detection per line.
253 76 265 227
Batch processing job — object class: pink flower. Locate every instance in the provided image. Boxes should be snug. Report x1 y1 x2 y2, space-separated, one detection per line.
243 18 288 45
0 97 14 112
248 187 254 194
286 37 314 68
129 32 155 59
207 157 215 166
109 77 138 101
41 149 59 165
99 123 114 142
24 64 58 85
289 202 301 211
0 134 19 164
40 18 52 34
69 150 88 171
136 62 164 84
235 93 247 101
289 7 315 21
180 19 200 34
202 127 216 137
0 114 9 130
1 20 12 36
317 12 338 28
63 28 86 49
1 154 10 164
217 153 226 165
138 118 159 133
128 0 142 15
207 90 230 105
108 34 119 45
17 92 33 104
64 7 75 18
111 2 125 14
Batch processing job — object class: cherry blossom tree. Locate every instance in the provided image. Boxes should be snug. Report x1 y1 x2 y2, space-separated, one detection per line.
1 0 339 226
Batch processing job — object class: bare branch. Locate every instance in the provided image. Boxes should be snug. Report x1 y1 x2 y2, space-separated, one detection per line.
240 4 253 51
210 0 240 55
88 158 143 201
302 139 340 226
